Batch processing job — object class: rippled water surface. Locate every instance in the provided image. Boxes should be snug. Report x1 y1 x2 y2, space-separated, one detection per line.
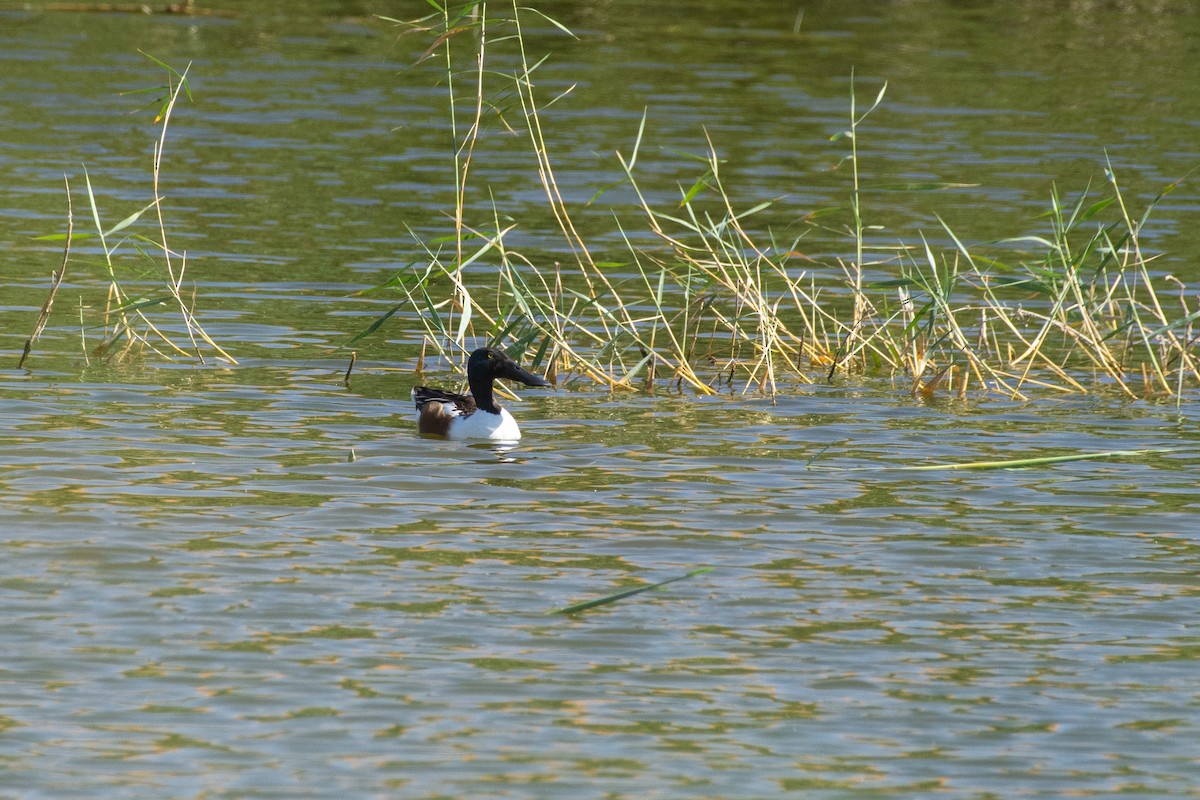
3 1 1200 798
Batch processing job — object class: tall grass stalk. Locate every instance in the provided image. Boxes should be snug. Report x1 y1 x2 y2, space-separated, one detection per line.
840 74 888 372
149 60 235 364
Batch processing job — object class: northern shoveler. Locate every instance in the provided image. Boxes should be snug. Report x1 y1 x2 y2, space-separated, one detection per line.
412 347 552 440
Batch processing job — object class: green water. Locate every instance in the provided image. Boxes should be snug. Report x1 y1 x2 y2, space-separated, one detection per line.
2 2 1199 797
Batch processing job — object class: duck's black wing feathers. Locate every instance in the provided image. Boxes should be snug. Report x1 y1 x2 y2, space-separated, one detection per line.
412 387 477 415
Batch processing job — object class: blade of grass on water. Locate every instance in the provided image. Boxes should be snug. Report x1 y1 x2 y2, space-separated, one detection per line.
812 448 1177 472
552 567 713 615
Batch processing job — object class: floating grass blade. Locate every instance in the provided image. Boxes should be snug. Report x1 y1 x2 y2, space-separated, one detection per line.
551 567 713 615
898 448 1179 471
813 448 1177 473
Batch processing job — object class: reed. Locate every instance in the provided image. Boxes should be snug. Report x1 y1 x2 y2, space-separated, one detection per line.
31 55 234 367
367 2 1197 401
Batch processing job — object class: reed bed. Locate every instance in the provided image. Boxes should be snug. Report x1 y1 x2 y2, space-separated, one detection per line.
371 2 1196 401
27 56 235 368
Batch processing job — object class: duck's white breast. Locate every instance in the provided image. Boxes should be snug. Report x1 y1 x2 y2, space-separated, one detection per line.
448 408 522 440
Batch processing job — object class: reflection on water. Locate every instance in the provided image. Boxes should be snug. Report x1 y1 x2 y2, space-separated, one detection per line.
3 0 1200 797
2 370 1199 797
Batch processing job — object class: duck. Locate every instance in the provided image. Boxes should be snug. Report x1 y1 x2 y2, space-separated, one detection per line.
412 347 552 440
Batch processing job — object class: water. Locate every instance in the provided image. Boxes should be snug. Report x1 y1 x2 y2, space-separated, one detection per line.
2 2 1200 798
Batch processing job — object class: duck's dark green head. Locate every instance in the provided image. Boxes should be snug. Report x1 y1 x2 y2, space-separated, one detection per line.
467 347 552 389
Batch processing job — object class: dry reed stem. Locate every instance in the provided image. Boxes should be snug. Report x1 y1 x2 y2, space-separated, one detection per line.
19 176 73 369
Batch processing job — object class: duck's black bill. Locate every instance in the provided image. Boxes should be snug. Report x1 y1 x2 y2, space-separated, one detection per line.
503 361 552 387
